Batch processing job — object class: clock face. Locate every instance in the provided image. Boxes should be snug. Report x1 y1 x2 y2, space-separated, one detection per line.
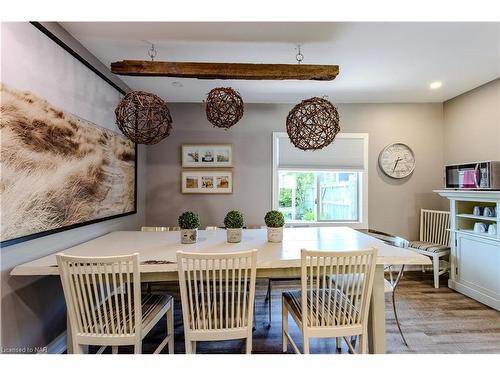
378 143 415 179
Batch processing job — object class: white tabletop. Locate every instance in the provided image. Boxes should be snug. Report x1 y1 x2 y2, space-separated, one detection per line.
11 227 430 276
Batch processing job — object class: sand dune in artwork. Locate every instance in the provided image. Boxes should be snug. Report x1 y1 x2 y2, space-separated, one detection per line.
0 83 135 241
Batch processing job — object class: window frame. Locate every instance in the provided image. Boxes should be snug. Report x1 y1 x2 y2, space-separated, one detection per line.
272 132 369 229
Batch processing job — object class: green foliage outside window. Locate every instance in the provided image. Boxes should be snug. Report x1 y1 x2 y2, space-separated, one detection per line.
278 172 316 221
302 211 315 221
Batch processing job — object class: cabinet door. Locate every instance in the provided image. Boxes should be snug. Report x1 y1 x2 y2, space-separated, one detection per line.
456 234 500 299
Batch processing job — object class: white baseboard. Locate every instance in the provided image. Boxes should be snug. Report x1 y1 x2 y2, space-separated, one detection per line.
448 280 500 311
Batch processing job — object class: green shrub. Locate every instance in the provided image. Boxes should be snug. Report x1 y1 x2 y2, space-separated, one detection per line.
264 210 285 228
224 210 244 229
302 211 315 221
178 211 200 229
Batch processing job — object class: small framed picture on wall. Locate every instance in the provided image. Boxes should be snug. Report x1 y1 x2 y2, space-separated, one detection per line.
182 144 233 168
181 170 233 194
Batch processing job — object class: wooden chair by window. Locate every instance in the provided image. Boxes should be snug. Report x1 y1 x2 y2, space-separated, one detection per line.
57 253 174 354
177 250 257 354
282 248 377 354
141 226 169 232
408 209 451 288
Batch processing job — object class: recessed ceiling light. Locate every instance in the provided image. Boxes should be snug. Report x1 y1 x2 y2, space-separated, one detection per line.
172 81 183 88
429 81 442 90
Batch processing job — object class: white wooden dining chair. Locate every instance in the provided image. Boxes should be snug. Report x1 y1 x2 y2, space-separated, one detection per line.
408 209 451 288
177 250 257 354
282 248 377 354
57 253 174 354
141 226 169 232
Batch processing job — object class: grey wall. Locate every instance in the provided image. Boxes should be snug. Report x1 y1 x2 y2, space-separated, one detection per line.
147 102 446 240
0 22 146 351
443 79 500 164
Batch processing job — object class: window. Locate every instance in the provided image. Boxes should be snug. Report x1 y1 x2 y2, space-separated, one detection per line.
278 170 360 223
272 133 368 227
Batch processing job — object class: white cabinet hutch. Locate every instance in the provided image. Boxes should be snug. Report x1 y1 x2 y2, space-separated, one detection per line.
435 190 500 310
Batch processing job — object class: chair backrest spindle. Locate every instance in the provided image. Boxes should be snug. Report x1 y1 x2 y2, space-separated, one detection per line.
177 250 257 334
57 253 142 342
419 209 450 246
300 248 377 330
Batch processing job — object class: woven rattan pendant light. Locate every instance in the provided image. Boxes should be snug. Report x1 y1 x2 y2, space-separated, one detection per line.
114 44 173 145
115 91 173 145
286 96 340 151
205 87 244 129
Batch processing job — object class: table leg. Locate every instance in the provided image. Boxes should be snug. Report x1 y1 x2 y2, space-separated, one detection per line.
368 265 386 354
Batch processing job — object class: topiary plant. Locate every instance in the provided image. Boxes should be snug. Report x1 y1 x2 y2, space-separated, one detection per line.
178 211 200 229
224 210 244 229
264 210 285 228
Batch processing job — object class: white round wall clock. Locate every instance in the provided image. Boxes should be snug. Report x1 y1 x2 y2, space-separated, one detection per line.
378 143 416 179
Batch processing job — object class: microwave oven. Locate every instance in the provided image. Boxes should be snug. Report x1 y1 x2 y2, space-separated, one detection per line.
445 161 500 190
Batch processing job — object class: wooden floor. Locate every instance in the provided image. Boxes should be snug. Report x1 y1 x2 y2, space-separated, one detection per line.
97 272 500 354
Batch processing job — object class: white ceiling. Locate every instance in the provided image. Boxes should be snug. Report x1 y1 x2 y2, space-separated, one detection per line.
61 22 500 103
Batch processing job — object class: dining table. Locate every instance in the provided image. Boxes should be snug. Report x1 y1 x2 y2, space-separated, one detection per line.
11 226 431 354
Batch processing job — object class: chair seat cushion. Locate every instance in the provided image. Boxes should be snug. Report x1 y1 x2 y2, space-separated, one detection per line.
85 292 172 335
187 291 251 331
283 289 359 326
409 241 450 253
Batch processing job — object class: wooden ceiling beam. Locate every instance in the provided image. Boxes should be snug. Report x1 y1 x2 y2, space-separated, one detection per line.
110 60 339 81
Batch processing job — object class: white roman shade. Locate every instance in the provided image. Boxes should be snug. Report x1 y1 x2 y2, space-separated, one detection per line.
275 133 367 170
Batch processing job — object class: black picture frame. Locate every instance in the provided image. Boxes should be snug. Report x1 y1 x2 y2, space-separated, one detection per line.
0 22 137 248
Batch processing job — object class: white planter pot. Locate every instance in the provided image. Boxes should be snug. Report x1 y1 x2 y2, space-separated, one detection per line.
226 228 242 243
267 227 283 243
181 229 198 244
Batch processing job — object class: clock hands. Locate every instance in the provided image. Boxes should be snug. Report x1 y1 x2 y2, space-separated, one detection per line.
393 157 402 172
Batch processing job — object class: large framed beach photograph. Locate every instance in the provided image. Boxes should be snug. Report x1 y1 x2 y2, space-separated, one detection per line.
0 23 137 247
182 144 233 168
181 170 233 194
